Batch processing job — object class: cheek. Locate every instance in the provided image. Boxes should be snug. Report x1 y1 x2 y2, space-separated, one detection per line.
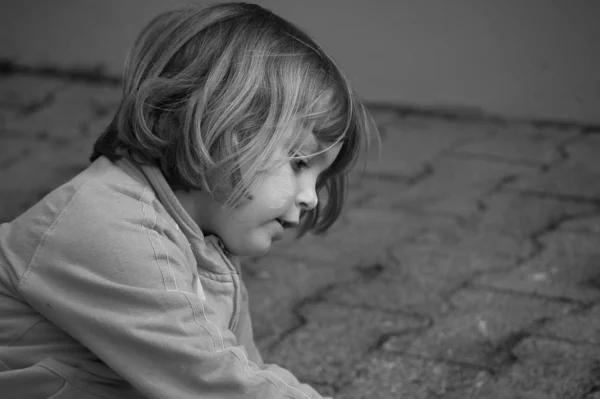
262 172 296 210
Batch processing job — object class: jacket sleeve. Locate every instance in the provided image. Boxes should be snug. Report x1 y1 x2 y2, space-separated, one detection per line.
15 187 329 399
237 278 265 366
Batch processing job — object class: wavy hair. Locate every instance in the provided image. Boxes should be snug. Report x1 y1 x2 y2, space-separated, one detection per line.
91 2 374 236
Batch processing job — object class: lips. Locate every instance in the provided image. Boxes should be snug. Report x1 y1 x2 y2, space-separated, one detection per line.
276 218 298 230
271 218 298 241
270 220 283 241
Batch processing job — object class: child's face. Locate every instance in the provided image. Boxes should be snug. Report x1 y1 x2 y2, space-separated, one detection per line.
199 133 342 257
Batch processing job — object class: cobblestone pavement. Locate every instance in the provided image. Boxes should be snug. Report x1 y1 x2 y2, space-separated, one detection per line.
1 72 600 398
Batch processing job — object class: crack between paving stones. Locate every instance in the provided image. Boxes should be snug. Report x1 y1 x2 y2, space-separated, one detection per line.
465 284 588 306
476 324 542 374
323 301 436 328
472 173 528 213
454 208 600 302
583 126 600 135
412 318 551 376
549 131 588 165
451 130 590 174
368 102 600 132
369 102 504 125
20 90 57 116
332 350 495 397
509 189 600 206
368 324 433 353
263 283 336 353
263 262 383 353
406 163 435 187
473 174 527 222
469 131 587 202
264 255 425 355
359 171 410 183
443 151 544 169
382 350 497 373
531 333 600 348
0 147 33 169
351 163 433 188
550 210 600 238
0 59 121 86
444 231 545 301
580 361 600 398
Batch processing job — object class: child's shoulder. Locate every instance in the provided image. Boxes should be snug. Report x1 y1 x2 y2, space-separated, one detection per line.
8 156 155 242
1 156 164 283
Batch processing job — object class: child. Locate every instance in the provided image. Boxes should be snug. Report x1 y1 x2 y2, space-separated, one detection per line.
0 2 372 398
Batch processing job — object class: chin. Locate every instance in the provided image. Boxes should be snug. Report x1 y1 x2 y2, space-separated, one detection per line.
225 240 271 258
246 245 271 258
245 239 273 257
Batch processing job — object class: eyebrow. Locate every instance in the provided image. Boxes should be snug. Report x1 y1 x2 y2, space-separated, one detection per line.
298 131 344 160
307 141 322 155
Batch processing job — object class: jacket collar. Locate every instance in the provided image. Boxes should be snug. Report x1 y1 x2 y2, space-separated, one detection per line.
117 156 240 275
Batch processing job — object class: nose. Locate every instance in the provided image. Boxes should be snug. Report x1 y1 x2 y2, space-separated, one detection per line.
296 183 318 211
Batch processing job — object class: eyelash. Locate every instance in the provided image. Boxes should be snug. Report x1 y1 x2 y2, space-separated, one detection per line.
291 156 310 171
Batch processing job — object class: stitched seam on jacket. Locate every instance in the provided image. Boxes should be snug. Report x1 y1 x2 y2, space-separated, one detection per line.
140 187 178 292
18 179 95 287
182 290 311 399
35 363 112 399
6 319 44 347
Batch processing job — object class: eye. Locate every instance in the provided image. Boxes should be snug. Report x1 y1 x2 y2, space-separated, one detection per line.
290 153 311 172
291 157 310 172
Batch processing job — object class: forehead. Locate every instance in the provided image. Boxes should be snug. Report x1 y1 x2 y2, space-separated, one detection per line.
299 130 344 155
299 133 343 169
298 133 320 153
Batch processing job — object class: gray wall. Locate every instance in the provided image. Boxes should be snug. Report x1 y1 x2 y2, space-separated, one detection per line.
2 0 599 123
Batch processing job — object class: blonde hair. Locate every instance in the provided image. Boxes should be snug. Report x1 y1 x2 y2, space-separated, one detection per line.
91 2 373 236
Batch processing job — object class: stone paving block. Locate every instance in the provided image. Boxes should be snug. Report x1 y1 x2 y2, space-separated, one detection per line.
388 157 533 218
339 352 487 399
399 220 534 259
266 303 425 385
566 134 600 173
474 337 600 399
3 82 120 140
325 273 451 315
391 243 526 287
383 289 574 371
474 231 600 303
478 192 596 238
538 303 600 345
346 175 410 209
0 75 66 108
448 123 580 166
324 234 531 315
269 207 434 263
392 216 535 272
364 117 494 179
365 105 402 130
510 160 600 200
244 254 358 348
559 214 600 235
0 137 35 168
0 108 19 126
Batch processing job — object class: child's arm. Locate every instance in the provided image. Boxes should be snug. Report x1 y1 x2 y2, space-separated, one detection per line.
237 278 265 365
14 190 330 399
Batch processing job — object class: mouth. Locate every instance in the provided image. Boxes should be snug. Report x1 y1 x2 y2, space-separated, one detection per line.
271 219 298 241
276 218 298 230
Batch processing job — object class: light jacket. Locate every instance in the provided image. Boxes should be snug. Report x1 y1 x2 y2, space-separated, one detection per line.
0 156 328 399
